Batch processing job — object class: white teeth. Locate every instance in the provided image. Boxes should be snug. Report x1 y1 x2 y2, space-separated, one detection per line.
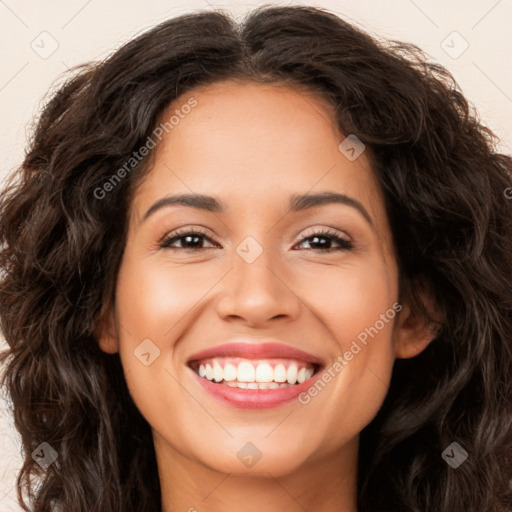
195 358 317 387
274 364 287 382
237 362 256 382
204 380 295 390
213 360 223 382
255 363 273 382
287 363 298 384
223 363 237 381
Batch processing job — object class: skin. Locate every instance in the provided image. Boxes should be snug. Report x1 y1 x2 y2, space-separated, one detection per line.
96 80 437 512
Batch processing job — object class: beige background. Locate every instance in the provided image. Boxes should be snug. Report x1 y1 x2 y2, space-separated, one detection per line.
1 0 511 509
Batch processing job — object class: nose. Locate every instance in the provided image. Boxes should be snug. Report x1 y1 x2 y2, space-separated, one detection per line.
216 246 301 327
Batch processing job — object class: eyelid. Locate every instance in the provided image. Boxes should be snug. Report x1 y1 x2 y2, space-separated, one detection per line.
297 225 352 243
159 224 354 251
294 227 354 251
159 225 217 248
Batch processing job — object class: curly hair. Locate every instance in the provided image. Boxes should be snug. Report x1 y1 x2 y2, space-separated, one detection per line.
1 5 511 512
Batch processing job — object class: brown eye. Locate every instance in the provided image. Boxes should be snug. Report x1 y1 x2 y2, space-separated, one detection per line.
160 228 218 250
295 229 353 251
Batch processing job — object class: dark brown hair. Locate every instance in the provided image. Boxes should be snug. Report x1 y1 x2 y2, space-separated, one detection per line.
1 5 511 511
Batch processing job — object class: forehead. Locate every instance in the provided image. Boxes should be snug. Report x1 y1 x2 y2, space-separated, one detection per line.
131 80 390 244
137 82 379 203
127 80 397 289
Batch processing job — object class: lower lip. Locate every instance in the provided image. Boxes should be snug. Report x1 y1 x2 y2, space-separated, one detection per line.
190 367 322 409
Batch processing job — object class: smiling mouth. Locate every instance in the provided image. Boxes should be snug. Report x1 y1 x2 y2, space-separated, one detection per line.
189 357 320 389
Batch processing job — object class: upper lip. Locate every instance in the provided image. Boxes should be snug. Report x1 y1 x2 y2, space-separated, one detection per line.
187 341 324 366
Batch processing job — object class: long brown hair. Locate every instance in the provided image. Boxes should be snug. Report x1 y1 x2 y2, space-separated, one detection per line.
1 5 511 511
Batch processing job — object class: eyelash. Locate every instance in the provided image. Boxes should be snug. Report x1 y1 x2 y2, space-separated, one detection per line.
159 227 354 252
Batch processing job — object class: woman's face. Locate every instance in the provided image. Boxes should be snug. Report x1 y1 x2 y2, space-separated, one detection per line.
97 80 427 478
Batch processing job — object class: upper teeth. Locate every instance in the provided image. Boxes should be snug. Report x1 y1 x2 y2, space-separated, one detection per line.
196 358 315 385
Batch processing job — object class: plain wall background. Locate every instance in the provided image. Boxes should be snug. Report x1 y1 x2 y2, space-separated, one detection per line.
1 0 511 509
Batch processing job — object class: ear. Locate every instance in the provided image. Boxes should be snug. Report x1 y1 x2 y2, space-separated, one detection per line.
394 285 443 359
94 306 119 354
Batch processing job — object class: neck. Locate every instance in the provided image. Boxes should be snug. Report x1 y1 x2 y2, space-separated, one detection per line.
155 433 359 512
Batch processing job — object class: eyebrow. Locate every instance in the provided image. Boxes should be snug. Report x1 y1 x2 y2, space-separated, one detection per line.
139 191 374 228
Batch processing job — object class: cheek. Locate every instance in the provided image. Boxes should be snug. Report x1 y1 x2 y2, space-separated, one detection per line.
113 243 398 462
112 255 227 420
296 256 397 432
112 256 206 448
300 257 394 350
115 256 223 341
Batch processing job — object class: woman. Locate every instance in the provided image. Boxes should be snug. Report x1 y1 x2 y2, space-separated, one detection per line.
0 5 511 512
